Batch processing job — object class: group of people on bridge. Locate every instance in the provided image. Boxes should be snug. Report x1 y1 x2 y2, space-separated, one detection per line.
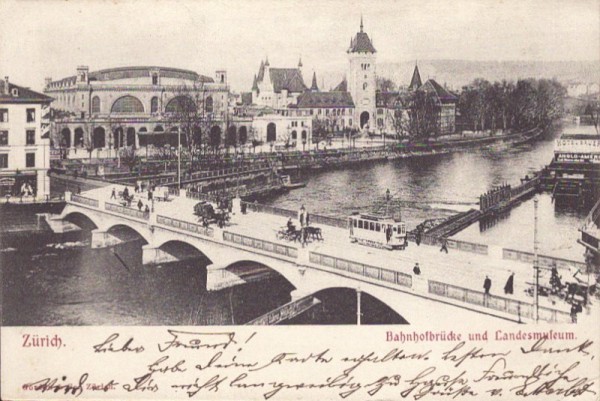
110 184 154 218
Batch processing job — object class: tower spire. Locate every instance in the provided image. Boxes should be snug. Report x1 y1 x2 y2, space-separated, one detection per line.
360 15 363 32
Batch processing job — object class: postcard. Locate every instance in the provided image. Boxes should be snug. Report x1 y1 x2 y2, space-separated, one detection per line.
0 0 599 399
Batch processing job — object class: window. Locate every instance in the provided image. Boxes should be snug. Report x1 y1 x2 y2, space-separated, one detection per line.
377 108 384 115
370 222 375 231
205 96 213 113
151 97 159 113
0 131 7 145
376 223 381 232
152 74 158 85
353 219 357 227
91 96 101 113
26 108 35 123
26 152 35 168
363 82 368 90
0 154 7 168
0 109 7 122
26 130 35 145
358 220 363 229
349 119 353 126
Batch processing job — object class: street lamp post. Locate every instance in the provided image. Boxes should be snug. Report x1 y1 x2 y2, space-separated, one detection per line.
178 125 181 189
533 196 539 323
356 288 362 326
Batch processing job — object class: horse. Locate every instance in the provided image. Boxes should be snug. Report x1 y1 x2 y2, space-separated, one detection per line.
305 226 323 241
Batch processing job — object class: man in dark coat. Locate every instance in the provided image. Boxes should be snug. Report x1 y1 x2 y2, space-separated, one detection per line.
413 263 421 275
484 276 492 295
504 272 514 295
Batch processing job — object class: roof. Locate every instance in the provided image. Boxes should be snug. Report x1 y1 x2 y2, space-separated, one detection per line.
333 78 347 92
0 82 53 104
296 91 355 108
89 66 213 83
560 134 600 140
48 66 214 87
409 65 422 91
376 91 403 108
348 28 376 54
418 79 457 104
251 74 258 91
268 68 307 93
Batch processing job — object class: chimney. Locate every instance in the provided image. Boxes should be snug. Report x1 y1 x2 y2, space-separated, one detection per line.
3 76 8 95
45 77 52 88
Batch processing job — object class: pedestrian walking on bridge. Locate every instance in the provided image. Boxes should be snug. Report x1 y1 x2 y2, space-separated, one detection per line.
503 272 514 295
440 237 449 253
413 263 421 275
484 276 492 295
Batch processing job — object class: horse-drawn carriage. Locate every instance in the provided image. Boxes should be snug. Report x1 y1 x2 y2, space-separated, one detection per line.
194 201 229 228
276 221 323 243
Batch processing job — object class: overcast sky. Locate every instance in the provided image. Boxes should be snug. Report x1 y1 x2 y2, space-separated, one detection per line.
0 0 598 92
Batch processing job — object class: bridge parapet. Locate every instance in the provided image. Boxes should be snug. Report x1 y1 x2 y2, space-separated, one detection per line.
156 214 214 238
223 231 298 260
309 251 413 288
70 193 99 208
428 279 571 323
105 202 149 220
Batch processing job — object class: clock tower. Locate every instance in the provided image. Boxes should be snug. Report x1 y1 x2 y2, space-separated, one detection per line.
347 17 377 131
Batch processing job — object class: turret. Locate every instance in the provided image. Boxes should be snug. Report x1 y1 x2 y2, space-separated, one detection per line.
76 66 89 84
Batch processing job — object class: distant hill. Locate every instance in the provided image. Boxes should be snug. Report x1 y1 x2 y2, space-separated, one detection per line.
315 60 600 92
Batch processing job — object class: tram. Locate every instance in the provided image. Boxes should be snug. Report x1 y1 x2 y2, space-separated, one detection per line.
349 212 407 250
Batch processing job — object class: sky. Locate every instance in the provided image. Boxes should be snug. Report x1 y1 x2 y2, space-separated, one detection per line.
0 0 598 92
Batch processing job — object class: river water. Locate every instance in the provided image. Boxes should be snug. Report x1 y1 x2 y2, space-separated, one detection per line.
1 124 591 326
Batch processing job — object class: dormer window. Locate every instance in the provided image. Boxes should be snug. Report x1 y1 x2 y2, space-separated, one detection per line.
11 88 18 97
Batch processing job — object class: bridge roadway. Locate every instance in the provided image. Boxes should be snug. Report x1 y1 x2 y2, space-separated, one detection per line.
57 184 587 325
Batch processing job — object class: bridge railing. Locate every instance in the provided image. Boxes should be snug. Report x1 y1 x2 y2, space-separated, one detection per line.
309 252 413 288
420 234 488 255
70 194 99 208
223 231 298 259
105 202 149 220
502 248 586 271
156 215 214 237
246 295 320 325
241 201 349 229
428 280 571 323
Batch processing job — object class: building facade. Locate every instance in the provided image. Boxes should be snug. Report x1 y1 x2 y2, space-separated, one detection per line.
251 58 307 110
0 76 53 200
44 66 231 158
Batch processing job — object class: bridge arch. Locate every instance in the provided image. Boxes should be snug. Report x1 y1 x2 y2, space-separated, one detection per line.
309 286 409 324
154 239 213 266
106 223 150 244
223 260 297 290
62 211 100 230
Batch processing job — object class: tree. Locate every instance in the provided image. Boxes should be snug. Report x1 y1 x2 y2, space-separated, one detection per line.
166 83 214 170
377 77 397 92
119 146 139 173
385 94 410 139
585 102 600 134
406 90 440 139
311 118 328 149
